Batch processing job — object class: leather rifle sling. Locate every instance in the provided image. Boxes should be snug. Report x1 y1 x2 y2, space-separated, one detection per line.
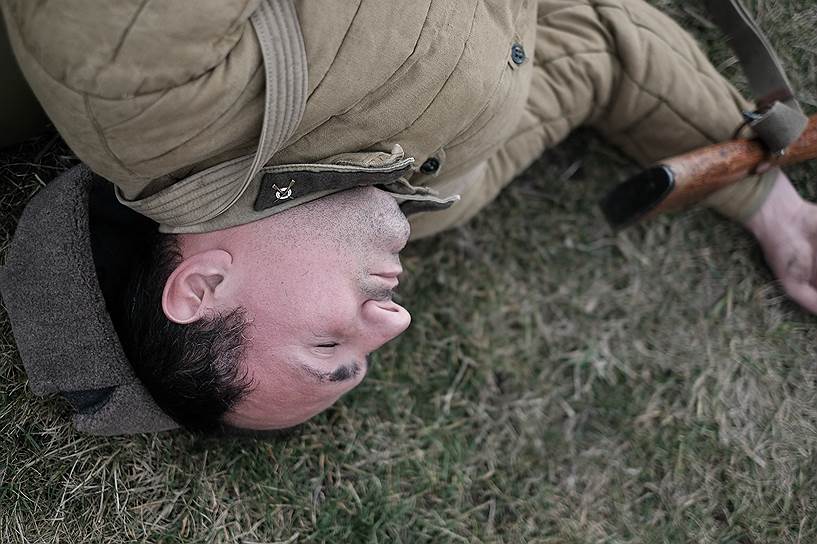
703 0 808 152
599 1 811 228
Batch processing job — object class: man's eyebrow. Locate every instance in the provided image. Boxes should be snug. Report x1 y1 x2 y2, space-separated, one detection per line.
300 361 361 383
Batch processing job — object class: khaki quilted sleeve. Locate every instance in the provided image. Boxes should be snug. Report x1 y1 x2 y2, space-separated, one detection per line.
1 0 265 199
528 0 778 222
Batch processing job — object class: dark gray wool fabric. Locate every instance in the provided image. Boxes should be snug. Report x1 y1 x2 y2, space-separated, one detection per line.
0 164 179 435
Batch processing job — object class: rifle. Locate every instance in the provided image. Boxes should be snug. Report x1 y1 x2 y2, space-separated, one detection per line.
600 113 817 229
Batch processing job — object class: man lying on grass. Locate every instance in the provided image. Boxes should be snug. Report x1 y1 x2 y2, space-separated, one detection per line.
2 0 816 435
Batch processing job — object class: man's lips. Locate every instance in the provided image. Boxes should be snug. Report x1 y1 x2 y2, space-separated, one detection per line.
372 275 399 289
372 267 402 278
371 269 402 289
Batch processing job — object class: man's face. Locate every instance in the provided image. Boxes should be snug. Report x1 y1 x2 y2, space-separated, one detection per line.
213 187 412 429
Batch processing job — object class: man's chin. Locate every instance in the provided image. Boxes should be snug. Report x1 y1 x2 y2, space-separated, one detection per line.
369 187 411 251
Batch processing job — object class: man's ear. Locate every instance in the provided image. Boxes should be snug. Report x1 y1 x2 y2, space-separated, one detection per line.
162 249 233 324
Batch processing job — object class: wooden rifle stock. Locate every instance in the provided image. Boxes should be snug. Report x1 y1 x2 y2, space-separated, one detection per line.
601 113 817 229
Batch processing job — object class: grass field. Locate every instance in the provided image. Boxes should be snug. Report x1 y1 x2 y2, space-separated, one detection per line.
2 1 817 542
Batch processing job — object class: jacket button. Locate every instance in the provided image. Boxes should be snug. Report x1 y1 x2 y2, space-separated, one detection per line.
420 157 440 174
511 43 526 65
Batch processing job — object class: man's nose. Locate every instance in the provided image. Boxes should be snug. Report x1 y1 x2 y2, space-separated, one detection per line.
360 299 412 347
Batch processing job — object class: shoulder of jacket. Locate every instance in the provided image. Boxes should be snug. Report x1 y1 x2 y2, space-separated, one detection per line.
2 0 262 98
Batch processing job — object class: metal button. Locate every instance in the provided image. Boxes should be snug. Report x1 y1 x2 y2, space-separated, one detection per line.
511 43 526 65
420 157 440 174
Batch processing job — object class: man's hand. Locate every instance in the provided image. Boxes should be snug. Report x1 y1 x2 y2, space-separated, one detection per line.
745 171 817 314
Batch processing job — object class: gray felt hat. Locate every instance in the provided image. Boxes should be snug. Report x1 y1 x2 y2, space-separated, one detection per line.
0 163 180 435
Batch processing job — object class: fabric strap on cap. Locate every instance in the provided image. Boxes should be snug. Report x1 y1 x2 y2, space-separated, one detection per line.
704 0 807 152
223 0 308 217
119 0 308 226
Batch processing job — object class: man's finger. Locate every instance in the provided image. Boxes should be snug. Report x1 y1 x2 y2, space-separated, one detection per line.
781 281 817 315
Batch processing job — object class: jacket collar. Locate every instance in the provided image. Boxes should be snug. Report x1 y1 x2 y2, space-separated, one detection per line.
117 144 459 234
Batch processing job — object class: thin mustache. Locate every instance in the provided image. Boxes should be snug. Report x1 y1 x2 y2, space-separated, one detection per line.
361 283 395 301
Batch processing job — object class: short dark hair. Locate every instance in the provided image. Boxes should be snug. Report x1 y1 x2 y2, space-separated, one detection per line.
120 234 254 433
